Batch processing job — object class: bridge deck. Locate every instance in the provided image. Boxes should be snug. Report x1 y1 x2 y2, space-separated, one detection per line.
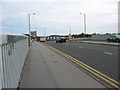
19 42 105 88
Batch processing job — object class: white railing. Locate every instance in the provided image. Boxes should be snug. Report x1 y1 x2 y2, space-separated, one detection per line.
0 35 29 89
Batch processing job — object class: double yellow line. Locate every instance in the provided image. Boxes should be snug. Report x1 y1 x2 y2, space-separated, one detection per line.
44 43 120 88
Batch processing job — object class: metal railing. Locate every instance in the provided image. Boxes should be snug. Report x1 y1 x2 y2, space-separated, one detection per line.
0 35 29 89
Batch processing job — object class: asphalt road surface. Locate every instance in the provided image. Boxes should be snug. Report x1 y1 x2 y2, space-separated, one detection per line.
45 41 119 82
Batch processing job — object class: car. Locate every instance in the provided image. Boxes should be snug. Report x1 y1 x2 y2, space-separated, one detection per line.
56 37 66 43
107 35 120 42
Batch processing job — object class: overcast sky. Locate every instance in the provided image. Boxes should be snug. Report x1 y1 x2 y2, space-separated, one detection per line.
0 0 119 36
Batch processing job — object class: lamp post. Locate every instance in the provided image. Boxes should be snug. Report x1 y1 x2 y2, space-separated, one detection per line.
44 28 46 37
67 25 71 35
80 13 86 34
28 13 35 47
67 25 72 40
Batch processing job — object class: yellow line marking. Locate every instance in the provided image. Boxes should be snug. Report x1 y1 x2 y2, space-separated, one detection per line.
60 52 119 85
44 44 120 88
48 45 119 84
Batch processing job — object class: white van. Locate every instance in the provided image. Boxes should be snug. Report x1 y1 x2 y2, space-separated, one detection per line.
40 37 46 42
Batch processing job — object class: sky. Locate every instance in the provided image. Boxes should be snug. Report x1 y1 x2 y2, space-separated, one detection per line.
0 0 119 36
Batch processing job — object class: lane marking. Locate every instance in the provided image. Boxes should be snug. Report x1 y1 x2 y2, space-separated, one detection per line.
79 46 83 48
65 43 69 45
43 44 120 88
105 52 113 55
65 43 83 49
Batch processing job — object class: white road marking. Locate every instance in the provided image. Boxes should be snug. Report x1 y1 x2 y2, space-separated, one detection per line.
105 52 113 55
65 43 69 45
79 46 83 48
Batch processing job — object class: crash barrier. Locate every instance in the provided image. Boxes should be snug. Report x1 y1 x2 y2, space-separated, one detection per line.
91 35 111 41
0 35 29 89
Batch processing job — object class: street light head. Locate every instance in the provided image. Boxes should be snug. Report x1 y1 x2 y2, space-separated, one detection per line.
33 13 35 15
80 13 86 15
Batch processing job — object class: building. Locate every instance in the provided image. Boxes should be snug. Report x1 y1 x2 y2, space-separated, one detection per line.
31 31 37 37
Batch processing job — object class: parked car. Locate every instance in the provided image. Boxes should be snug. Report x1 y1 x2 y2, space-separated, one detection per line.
56 37 66 43
107 35 120 42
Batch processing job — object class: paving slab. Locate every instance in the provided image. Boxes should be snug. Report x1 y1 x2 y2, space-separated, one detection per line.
19 42 106 88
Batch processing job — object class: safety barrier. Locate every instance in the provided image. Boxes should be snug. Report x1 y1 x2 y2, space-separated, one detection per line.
0 35 29 89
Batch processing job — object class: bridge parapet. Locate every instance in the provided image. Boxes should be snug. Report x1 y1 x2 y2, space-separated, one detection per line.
0 34 29 89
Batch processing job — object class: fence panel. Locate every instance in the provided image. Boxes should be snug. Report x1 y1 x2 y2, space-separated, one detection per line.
0 35 29 89
0 46 3 90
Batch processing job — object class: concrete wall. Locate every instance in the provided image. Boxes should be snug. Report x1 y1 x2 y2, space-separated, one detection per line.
0 35 29 89
91 35 111 41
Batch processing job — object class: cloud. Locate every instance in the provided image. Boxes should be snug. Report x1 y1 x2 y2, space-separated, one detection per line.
1 0 58 3
0 26 8 29
1 0 119 35
0 30 13 35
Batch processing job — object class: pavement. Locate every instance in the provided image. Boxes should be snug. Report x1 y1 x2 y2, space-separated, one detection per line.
19 42 106 88
77 40 120 46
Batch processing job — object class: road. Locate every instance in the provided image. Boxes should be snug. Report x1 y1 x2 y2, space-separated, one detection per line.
45 41 119 82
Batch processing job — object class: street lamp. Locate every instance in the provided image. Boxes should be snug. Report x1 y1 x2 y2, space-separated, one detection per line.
44 28 46 37
80 13 86 34
28 13 35 47
67 25 72 40
67 25 71 35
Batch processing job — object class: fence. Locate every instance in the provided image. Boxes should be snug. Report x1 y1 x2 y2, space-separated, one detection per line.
0 35 29 89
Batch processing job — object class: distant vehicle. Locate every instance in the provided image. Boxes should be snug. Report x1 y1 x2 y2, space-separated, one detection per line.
40 37 46 42
56 37 66 43
107 35 120 42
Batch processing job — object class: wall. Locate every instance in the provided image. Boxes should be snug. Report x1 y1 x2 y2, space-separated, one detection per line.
0 35 29 89
0 46 2 90
91 35 111 41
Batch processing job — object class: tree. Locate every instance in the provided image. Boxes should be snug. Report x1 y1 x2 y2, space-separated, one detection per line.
93 33 96 35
